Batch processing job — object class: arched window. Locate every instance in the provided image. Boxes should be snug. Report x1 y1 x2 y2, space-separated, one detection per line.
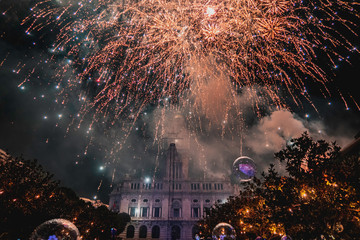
192 225 200 239
171 225 181 240
126 225 135 238
152 225 160 238
139 225 147 238
172 200 182 218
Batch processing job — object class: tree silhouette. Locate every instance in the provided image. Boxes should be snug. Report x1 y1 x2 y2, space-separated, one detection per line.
199 133 360 239
0 152 130 239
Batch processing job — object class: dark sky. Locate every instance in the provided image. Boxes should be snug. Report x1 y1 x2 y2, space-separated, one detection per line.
0 0 360 203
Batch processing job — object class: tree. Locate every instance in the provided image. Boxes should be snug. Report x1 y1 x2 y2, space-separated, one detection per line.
0 152 130 239
199 133 360 239
0 155 60 239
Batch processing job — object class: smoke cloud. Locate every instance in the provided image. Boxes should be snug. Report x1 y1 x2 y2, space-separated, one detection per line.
246 110 306 155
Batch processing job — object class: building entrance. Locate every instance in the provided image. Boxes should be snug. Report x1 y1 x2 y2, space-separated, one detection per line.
171 225 181 240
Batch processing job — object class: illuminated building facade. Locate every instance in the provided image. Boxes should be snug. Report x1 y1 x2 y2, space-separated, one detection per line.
109 143 237 240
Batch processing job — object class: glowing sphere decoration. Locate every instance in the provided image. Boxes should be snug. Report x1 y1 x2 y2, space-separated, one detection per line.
30 219 80 240
281 236 293 240
212 223 236 240
232 156 257 182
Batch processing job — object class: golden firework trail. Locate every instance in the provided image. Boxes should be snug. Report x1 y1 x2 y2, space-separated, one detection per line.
24 0 359 126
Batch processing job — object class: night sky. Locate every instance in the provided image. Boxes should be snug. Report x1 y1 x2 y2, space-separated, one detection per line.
0 0 360 203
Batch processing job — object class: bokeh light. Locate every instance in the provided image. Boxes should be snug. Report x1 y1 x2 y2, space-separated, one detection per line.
30 218 80 240
232 156 257 182
212 222 236 240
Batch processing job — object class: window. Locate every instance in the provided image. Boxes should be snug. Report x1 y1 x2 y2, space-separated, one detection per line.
191 183 200 190
205 199 210 203
203 183 210 190
215 183 223 190
139 225 147 238
141 207 149 217
112 200 118 211
193 199 198 203
143 183 151 189
129 207 137 217
143 199 148 202
172 200 181 218
152 225 160 238
126 225 135 238
192 207 200 218
131 199 136 202
203 207 210 217
153 207 161 218
173 208 180 217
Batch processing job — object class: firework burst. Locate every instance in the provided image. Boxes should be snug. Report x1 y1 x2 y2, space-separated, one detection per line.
24 0 359 126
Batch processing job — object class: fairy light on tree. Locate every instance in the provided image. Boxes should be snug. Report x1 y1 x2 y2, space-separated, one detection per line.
198 133 360 239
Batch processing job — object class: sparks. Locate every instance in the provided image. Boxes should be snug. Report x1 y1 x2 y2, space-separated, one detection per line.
24 0 359 126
